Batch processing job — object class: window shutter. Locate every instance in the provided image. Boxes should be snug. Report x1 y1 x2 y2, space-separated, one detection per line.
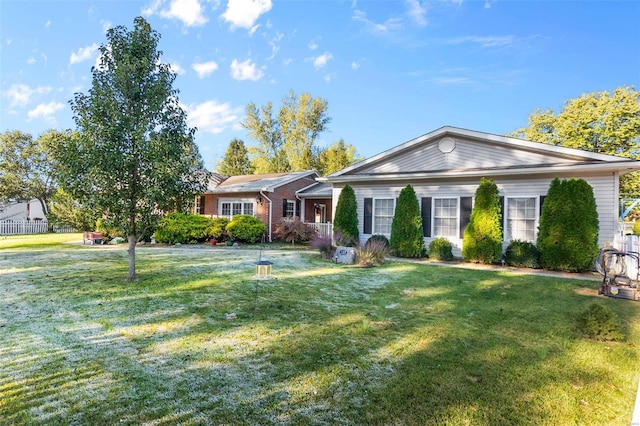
295 200 301 218
283 199 288 217
364 198 373 234
199 196 206 215
421 197 431 237
499 196 505 236
539 195 546 216
460 197 473 237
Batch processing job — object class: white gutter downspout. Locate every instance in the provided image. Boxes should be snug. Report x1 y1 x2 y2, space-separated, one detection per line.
260 190 273 242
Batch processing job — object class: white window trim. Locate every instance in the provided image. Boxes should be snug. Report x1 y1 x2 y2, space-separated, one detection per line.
285 200 296 218
432 196 460 239
218 197 257 219
373 198 395 236
504 195 538 243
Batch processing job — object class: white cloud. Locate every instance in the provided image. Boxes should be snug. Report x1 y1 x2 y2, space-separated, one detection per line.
185 100 242 134
352 10 403 34
324 72 337 82
45 20 51 28
27 101 65 121
266 31 283 60
230 58 264 81
3 84 51 108
193 60 219 78
170 62 186 75
311 52 333 69
351 61 360 70
406 0 427 27
27 57 36 65
308 41 318 50
447 35 515 48
221 0 272 31
144 0 208 27
70 43 99 65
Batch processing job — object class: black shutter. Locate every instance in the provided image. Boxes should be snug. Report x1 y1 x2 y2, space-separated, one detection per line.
421 197 432 237
499 196 505 238
296 200 301 218
283 199 288 217
460 197 473 237
539 195 546 216
199 196 206 215
364 198 373 234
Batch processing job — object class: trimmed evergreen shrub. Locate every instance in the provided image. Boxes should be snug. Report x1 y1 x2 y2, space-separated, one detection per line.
333 185 359 244
428 237 454 261
504 240 540 269
365 234 390 249
575 302 623 341
462 177 503 264
226 214 267 243
154 213 215 244
537 178 599 272
210 217 230 242
390 185 425 258
274 217 316 244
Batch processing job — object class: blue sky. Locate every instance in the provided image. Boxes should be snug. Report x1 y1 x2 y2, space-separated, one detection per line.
1 0 639 171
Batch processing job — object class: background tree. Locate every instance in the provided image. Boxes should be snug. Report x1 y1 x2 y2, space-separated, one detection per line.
0 129 62 216
462 177 503 264
333 184 359 245
48 189 99 232
216 138 254 175
316 139 362 175
243 91 331 173
55 16 205 280
243 102 288 173
390 185 425 258
537 178 599 272
511 86 640 197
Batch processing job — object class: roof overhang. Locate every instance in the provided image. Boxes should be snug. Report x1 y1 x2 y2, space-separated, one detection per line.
318 161 640 184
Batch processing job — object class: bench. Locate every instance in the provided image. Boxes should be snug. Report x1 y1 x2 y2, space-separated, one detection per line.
83 232 104 245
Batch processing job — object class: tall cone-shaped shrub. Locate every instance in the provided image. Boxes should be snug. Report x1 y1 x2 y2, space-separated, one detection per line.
390 185 425 257
537 178 599 272
462 177 503 263
333 184 359 245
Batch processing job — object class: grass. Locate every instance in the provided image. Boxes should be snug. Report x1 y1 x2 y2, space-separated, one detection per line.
1 233 639 425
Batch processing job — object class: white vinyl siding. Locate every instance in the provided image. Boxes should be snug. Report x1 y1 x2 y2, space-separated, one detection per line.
433 198 458 238
506 197 536 242
374 198 395 234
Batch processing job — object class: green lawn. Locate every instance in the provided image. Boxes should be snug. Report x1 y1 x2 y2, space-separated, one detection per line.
1 233 638 425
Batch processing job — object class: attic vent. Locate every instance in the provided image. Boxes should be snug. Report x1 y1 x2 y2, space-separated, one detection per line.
438 137 456 154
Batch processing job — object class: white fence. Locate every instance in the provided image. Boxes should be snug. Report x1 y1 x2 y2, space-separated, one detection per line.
0 220 75 235
308 222 333 239
613 234 640 254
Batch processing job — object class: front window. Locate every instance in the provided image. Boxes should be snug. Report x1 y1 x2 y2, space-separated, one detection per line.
220 199 256 219
506 197 536 241
374 198 395 234
285 200 296 217
434 198 458 238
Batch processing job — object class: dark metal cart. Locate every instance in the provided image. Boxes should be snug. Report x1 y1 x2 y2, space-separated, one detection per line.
596 246 640 301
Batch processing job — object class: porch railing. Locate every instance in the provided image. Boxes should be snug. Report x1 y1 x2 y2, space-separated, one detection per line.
308 222 333 239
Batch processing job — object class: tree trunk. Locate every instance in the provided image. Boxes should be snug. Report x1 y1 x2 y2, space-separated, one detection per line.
127 234 137 280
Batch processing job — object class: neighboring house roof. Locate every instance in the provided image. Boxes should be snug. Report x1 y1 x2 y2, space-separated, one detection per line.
319 126 640 183
296 182 332 198
205 170 319 194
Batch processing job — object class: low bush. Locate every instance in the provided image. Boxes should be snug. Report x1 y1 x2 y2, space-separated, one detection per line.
428 237 454 261
356 239 389 267
153 213 215 244
274 217 316 244
334 232 359 247
575 302 624 341
365 234 390 249
633 220 640 236
210 217 230 242
226 214 267 244
504 240 540 268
